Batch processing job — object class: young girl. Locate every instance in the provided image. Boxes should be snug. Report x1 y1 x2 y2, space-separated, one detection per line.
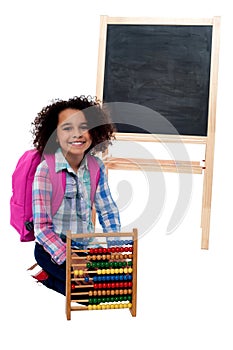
31 95 121 296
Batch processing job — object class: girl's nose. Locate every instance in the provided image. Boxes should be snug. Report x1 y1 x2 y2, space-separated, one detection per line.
72 128 83 138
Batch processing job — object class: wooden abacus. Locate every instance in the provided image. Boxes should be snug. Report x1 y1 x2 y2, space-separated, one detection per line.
65 229 138 320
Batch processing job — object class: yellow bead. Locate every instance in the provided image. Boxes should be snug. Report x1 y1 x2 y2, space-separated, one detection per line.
119 268 123 274
78 270 84 276
114 269 119 274
88 305 93 310
128 268 133 273
74 270 79 276
97 269 101 275
97 305 101 310
123 268 128 274
110 269 115 274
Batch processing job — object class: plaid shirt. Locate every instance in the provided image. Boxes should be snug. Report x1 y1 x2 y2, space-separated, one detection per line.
32 148 121 265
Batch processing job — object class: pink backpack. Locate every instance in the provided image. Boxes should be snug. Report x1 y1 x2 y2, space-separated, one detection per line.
10 149 100 242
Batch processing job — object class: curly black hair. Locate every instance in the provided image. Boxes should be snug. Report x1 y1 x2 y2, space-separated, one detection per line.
31 95 116 155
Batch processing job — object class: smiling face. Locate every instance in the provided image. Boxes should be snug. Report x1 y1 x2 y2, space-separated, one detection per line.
57 108 92 167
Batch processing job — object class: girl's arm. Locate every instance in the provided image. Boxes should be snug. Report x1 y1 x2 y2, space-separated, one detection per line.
32 162 66 265
94 160 121 232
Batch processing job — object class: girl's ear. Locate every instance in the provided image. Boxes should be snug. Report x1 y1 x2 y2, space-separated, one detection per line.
56 131 59 143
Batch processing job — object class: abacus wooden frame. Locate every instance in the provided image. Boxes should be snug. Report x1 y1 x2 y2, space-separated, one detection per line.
65 229 138 320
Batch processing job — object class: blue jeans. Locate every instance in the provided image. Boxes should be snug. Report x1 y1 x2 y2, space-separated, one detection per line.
34 243 66 295
34 243 89 304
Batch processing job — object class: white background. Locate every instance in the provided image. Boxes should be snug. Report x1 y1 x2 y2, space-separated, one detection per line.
1 0 233 349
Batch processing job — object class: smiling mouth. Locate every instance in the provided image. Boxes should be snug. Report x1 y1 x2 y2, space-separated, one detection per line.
69 140 85 146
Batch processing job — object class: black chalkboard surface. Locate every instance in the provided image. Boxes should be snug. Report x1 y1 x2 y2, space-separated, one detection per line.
103 25 212 136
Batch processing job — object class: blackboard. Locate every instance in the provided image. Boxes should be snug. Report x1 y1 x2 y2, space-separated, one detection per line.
103 24 213 136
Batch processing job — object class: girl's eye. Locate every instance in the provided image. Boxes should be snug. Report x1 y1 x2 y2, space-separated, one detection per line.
80 125 88 130
63 127 72 131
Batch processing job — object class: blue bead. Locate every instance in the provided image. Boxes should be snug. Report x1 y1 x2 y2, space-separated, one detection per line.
84 276 89 282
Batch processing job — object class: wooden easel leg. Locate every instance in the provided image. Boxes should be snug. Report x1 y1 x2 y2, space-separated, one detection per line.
201 155 214 250
201 17 221 249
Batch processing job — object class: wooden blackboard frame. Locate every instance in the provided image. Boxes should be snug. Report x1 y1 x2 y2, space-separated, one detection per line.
96 16 221 249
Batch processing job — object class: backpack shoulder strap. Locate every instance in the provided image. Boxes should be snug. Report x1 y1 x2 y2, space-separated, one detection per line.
43 153 99 215
87 154 100 204
43 154 66 216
